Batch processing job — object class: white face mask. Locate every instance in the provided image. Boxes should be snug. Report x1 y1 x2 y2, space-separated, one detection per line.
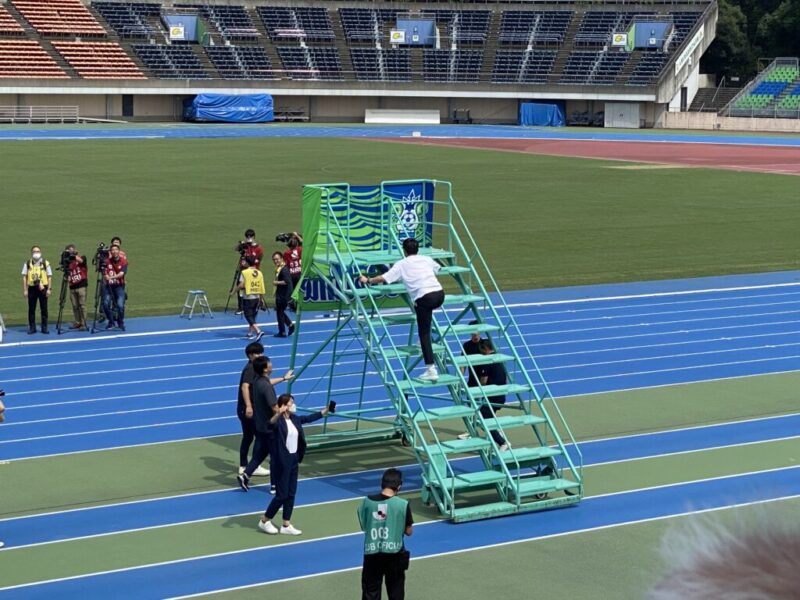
32 252 42 261
288 404 297 414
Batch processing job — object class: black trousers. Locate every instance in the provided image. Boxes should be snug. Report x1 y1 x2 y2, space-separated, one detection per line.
238 414 256 467
480 400 506 445
414 290 445 366
242 298 259 327
27 285 48 330
275 298 292 334
265 453 299 521
244 432 272 478
362 553 406 600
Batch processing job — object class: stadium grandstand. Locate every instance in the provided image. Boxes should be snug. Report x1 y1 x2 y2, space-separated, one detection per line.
0 0 723 125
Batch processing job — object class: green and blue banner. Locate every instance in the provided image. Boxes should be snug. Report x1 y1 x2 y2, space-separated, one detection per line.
296 181 434 308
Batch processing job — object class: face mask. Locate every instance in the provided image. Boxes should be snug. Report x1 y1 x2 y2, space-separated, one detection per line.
32 252 41 261
288 404 297 414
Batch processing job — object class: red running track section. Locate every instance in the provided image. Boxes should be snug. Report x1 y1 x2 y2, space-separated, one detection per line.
388 138 800 176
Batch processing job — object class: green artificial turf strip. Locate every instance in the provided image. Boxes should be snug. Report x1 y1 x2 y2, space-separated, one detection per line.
2 137 799 324
2 371 798 519
3 438 797 589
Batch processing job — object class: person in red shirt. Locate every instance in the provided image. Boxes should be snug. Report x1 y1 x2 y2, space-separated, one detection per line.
64 244 89 330
110 237 127 261
282 232 303 291
103 245 128 331
235 229 264 315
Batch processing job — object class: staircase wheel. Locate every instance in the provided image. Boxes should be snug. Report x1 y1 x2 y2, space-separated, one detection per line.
533 492 549 501
400 433 411 447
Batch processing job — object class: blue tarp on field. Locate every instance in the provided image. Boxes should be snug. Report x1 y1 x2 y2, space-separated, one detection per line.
184 94 274 123
519 102 565 127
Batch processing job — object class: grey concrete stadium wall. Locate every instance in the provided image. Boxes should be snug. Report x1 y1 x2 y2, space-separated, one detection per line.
0 93 519 123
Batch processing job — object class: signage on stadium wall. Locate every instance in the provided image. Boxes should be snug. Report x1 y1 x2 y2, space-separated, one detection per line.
390 30 406 44
169 25 186 41
675 27 704 74
611 33 627 47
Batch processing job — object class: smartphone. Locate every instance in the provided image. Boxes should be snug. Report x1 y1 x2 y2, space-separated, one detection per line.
328 400 336 413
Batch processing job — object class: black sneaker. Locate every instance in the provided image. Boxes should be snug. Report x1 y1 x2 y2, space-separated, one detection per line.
41 327 49 334
118 322 126 332
288 323 295 335
237 473 250 492
234 310 243 316
27 327 36 335
274 333 287 338
106 322 115 330
269 485 276 495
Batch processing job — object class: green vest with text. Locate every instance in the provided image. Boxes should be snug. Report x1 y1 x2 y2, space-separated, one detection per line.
358 495 407 555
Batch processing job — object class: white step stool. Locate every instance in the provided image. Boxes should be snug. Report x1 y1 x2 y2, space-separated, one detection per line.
180 290 213 319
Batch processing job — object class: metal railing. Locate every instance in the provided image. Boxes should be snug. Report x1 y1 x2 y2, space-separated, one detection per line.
0 105 79 123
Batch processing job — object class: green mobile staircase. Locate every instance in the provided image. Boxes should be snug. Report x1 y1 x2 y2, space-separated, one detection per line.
287 179 583 522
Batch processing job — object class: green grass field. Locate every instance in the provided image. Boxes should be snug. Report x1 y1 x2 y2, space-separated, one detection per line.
2 137 799 323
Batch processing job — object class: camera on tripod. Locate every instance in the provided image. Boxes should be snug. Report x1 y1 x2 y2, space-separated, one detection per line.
93 242 110 270
235 240 256 256
58 248 76 272
275 232 294 243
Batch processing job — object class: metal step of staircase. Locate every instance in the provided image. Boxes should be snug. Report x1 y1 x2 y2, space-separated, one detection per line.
514 477 581 498
451 494 581 523
443 293 484 306
440 322 501 336
468 383 531 398
397 374 462 391
414 405 476 422
436 437 492 454
383 343 445 359
435 470 508 490
497 446 561 463
453 353 515 368
480 414 546 430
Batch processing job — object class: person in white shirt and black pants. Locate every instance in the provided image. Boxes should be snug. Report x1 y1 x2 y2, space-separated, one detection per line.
360 238 445 382
257 394 329 536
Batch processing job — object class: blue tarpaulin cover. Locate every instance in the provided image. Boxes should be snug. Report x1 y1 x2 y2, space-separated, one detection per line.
184 94 274 123
519 102 565 127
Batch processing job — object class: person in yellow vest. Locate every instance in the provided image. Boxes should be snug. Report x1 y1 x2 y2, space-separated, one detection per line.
239 256 266 341
21 246 52 335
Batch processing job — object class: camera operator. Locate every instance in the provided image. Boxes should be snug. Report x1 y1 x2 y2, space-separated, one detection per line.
110 237 127 261
280 232 303 291
236 229 263 270
21 245 52 335
103 244 128 331
63 244 88 331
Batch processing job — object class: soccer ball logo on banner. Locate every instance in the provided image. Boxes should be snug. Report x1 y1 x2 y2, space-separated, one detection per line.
395 189 425 240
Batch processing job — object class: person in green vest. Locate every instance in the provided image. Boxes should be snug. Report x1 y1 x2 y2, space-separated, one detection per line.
357 468 413 600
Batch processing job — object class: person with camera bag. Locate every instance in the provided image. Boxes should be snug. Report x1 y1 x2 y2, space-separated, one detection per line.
358 468 413 600
63 245 89 331
21 245 52 335
239 256 266 341
102 245 128 331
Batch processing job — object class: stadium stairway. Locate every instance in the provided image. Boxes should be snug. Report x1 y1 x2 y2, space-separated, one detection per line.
550 9 582 84
248 7 283 77
480 11 502 84
291 180 584 522
330 11 355 80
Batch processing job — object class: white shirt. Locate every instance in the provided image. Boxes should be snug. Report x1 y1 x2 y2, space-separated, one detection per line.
381 255 442 301
285 418 299 454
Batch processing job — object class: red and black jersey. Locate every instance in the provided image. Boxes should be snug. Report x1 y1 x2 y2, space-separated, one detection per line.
243 244 264 269
104 256 128 286
67 256 88 289
283 247 302 277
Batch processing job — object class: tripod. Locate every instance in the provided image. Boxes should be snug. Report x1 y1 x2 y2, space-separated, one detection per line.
224 257 243 314
89 268 106 334
55 269 70 335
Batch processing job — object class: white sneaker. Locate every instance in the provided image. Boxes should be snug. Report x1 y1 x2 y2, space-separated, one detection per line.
418 365 439 382
457 432 471 440
280 524 302 536
252 466 270 476
0 540 4 549
499 443 510 452
258 519 279 535
238 466 245 476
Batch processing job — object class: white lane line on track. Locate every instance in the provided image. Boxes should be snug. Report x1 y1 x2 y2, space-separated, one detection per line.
7 386 231 412
3 465 798 593
3 287 799 361
170 491 800 599
6 295 800 372
548 354 800 385
8 367 800 462
1 281 799 349
0 416 231 445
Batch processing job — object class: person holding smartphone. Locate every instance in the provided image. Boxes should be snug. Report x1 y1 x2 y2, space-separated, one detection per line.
256 394 330 536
